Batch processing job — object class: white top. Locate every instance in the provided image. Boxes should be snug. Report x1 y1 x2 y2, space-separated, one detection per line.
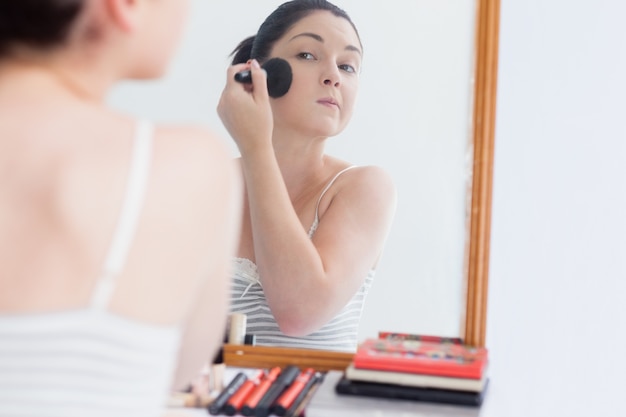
0 121 181 417
229 166 375 352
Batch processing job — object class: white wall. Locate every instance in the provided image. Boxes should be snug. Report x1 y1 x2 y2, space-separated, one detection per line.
483 0 626 415
108 0 476 341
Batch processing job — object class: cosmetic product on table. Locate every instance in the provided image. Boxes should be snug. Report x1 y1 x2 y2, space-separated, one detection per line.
223 370 265 416
240 367 282 416
253 365 301 417
208 372 249 415
228 313 247 345
272 369 322 417
283 372 324 417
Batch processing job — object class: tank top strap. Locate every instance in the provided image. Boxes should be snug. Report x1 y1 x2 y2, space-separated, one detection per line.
90 120 154 310
307 165 358 238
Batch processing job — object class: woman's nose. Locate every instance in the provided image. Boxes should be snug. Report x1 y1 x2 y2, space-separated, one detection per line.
322 65 341 87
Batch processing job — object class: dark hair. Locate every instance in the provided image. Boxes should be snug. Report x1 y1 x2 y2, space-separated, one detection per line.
0 0 84 57
231 0 361 65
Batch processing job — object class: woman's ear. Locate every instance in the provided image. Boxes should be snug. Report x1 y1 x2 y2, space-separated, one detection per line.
103 0 141 33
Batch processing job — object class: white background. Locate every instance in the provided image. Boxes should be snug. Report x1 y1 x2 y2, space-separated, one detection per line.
482 0 626 415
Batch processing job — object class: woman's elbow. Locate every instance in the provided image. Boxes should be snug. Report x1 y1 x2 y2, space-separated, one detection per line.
274 313 321 337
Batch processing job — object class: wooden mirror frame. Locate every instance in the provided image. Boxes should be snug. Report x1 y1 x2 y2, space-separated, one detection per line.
224 0 500 370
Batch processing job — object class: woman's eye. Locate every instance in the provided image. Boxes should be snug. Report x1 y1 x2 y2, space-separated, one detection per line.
339 64 356 73
298 52 315 60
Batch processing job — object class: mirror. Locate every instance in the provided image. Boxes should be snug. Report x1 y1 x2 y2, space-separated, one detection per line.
326 0 477 341
108 0 498 348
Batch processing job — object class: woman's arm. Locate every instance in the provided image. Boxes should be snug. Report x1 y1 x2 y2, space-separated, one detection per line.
218 61 396 337
167 127 242 390
244 156 396 336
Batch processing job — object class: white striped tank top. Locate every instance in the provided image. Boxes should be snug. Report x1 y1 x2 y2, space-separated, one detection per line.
0 121 181 417
230 166 375 353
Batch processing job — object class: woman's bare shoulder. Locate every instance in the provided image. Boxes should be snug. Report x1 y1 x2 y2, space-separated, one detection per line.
337 164 397 200
150 124 237 186
315 162 396 224
154 124 233 166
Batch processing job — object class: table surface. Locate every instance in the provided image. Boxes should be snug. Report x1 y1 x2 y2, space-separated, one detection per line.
163 369 489 417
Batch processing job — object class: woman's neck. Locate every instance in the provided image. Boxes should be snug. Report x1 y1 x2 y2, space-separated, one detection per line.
0 49 115 103
272 132 329 193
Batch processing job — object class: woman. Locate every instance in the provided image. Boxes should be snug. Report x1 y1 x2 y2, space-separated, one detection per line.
218 0 397 352
0 1 240 415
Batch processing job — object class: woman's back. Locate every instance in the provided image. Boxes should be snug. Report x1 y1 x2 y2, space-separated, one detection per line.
0 67 240 415
0 73 227 321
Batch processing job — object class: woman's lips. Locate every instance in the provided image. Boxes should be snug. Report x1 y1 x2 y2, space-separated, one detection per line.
317 97 339 108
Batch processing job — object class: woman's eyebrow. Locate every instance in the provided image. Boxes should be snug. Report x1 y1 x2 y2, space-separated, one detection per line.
288 32 362 56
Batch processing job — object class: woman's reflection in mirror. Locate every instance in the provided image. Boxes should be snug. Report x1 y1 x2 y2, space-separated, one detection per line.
218 0 397 352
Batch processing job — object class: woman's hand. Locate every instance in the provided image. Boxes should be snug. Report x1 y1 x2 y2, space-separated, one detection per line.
217 60 274 155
